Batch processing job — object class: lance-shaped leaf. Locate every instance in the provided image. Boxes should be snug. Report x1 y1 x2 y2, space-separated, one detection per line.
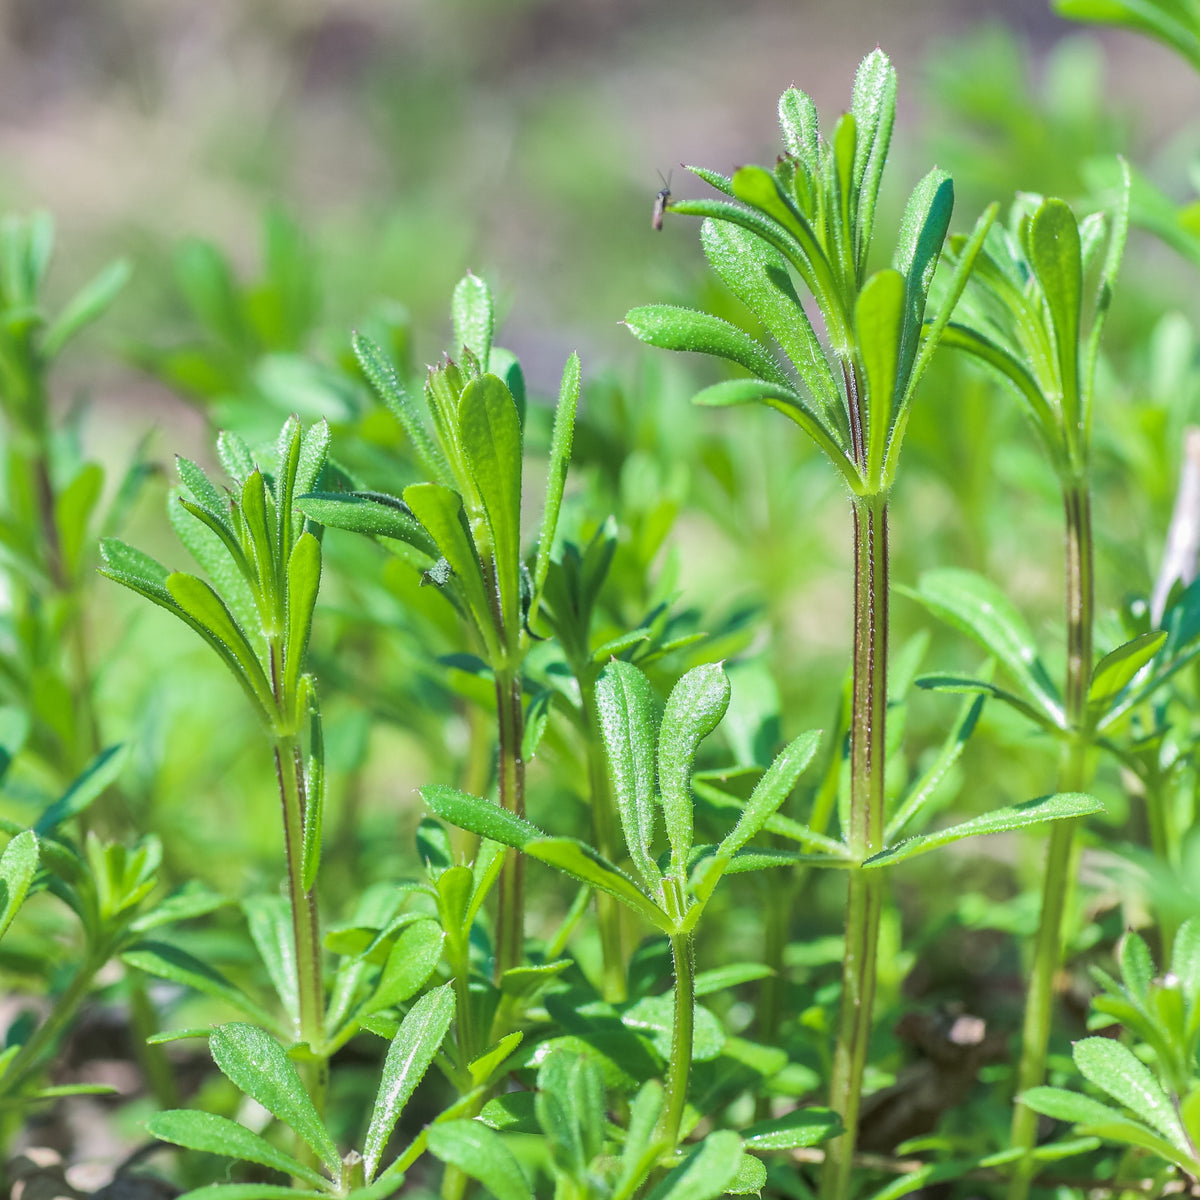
458 374 523 642
717 731 822 864
363 983 455 1180
0 830 37 939
243 894 299 1023
353 332 448 482
1073 1037 1189 1146
427 1119 532 1200
743 1107 842 1150
623 305 788 388
699 219 842 423
452 272 494 370
646 1130 744 1200
850 49 897 265
527 838 670 931
1088 630 1166 719
36 744 128 833
910 568 1064 726
1020 1086 1191 1166
283 532 320 708
857 268 905 488
209 1023 341 1174
535 1047 607 1177
886 688 985 842
778 87 820 179
120 941 276 1028
403 483 497 654
1054 0 1200 72
360 920 445 1017
595 661 661 888
165 571 275 712
691 377 859 490
147 1110 326 1189
863 792 1103 868
298 492 438 560
42 258 131 359
893 169 954 400
657 664 730 871
531 352 580 613
421 783 542 850
1029 199 1084 448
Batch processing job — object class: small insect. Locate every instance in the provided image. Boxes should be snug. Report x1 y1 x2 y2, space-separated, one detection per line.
651 169 672 232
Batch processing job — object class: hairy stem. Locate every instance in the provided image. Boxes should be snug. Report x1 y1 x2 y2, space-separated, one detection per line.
659 930 696 1150
493 669 526 980
821 491 888 1200
273 733 324 1050
1008 480 1094 1200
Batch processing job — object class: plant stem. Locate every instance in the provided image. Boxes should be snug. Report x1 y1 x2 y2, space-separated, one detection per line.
659 930 696 1150
581 678 626 1003
273 733 324 1051
1008 479 1094 1200
821 491 889 1200
0 952 104 1098
493 668 526 980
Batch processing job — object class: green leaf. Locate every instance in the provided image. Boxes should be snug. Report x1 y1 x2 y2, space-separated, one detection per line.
532 352 580 612
658 664 730 872
595 661 662 888
623 305 788 388
160 1189 326 1200
1054 0 1200 77
699 219 841 422
0 830 38 940
614 1079 665 1198
363 983 454 1180
165 571 273 710
282 533 321 709
719 731 821 859
886 689 985 842
173 237 244 345
1020 1086 1188 1164
403 483 497 653
1073 1037 1188 1145
147 1109 326 1188
54 462 103 577
850 49 897 265
243 895 299 1023
742 1107 842 1150
623 993 726 1062
42 258 131 358
693 963 773 997
36 744 128 834
778 87 819 177
469 1032 524 1087
121 941 275 1027
911 568 1063 726
727 1152 767 1195
458 374 523 641
352 333 447 482
1029 199 1083 444
690 378 858 489
297 492 437 560
360 920 445 1016
1117 930 1155 1012
536 1046 607 1176
893 169 954 402
426 1119 532 1200
527 838 670 931
421 783 541 851
209 1023 341 1173
865 793 1104 868
855 268 905 488
1088 630 1167 716
452 273 494 370
646 1130 743 1200
481 1092 539 1134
